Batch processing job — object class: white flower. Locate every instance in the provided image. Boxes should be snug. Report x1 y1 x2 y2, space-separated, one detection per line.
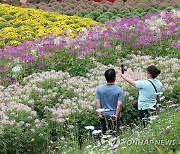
169 104 178 108
149 115 158 121
12 65 22 73
92 130 102 135
31 50 38 58
85 126 95 130
54 37 60 45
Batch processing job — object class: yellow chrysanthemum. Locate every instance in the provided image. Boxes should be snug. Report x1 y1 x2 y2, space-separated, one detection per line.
0 3 98 47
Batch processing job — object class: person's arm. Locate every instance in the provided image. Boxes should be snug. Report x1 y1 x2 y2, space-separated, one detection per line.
120 73 136 87
115 101 123 119
95 99 103 119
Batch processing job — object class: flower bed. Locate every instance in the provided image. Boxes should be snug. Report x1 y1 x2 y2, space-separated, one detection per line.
0 54 179 153
0 3 97 48
0 9 179 86
19 0 180 22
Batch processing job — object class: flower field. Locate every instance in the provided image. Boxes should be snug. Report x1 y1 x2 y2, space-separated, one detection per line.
0 1 180 153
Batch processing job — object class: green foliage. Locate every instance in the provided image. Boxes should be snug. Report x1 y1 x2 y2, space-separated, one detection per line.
84 13 96 20
101 11 114 19
90 11 101 19
109 9 118 15
123 12 133 18
94 41 130 65
47 17 57 22
57 108 99 147
173 4 180 8
0 21 7 29
81 108 180 153
148 8 158 13
97 15 110 23
159 5 167 10
2 15 14 21
166 6 174 11
119 9 130 15
164 84 180 104
0 11 5 16
30 79 76 118
54 50 95 77
13 22 24 28
7 48 95 86
75 11 85 17
0 119 49 154
84 11 102 20
122 86 139 124
134 8 144 13
116 13 124 18
111 15 118 20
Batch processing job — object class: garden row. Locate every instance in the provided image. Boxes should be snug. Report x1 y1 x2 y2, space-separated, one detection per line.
1 0 180 23
22 1 180 23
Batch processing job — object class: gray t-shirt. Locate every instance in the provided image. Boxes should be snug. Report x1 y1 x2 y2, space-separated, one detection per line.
96 84 124 117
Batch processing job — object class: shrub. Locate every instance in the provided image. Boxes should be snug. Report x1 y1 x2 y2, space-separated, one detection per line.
96 17 109 23
119 9 130 15
75 12 85 17
111 15 118 20
134 8 144 13
84 13 96 20
166 6 174 11
159 5 167 10
102 11 114 18
164 84 180 105
90 11 102 20
115 13 124 18
109 9 118 15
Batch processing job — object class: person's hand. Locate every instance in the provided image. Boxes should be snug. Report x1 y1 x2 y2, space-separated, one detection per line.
110 115 118 121
119 72 126 78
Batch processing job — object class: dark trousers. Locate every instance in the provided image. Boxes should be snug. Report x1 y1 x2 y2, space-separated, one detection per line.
138 109 149 127
138 108 156 127
99 116 121 136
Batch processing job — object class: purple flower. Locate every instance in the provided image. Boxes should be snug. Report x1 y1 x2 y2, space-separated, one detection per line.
171 41 180 48
0 66 5 72
132 42 140 47
103 52 108 56
104 41 112 48
37 63 45 68
77 51 83 57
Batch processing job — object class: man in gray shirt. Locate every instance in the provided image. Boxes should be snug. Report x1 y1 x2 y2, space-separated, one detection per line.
96 69 124 135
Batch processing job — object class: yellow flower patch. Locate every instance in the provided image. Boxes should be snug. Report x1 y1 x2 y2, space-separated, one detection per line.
0 4 98 47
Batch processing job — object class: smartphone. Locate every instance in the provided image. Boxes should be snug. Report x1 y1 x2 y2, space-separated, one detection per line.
121 64 124 74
